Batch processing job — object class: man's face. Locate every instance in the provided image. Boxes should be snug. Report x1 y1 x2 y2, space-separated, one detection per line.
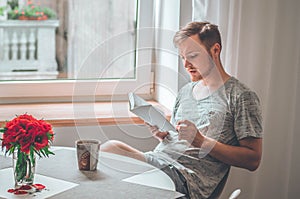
179 34 215 82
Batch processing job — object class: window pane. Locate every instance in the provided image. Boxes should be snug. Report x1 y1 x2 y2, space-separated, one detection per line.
0 0 137 81
68 0 137 80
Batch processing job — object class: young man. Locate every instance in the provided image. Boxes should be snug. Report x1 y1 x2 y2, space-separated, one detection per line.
101 22 263 199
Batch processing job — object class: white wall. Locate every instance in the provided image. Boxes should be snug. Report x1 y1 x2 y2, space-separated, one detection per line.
288 72 300 197
53 124 158 152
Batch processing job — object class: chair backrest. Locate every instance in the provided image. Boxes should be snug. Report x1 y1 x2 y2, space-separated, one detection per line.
209 170 230 199
228 189 241 199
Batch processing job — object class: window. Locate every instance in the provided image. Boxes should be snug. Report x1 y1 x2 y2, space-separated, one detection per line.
0 0 154 102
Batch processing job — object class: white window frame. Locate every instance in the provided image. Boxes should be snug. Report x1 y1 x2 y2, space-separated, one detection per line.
0 0 154 103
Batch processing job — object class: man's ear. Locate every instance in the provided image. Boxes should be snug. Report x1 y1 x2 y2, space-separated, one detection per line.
210 43 221 57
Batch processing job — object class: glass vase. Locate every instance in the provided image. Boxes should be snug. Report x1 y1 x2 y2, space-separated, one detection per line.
13 150 36 188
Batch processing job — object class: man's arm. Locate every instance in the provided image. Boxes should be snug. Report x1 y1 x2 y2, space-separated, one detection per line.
201 136 262 171
177 120 262 171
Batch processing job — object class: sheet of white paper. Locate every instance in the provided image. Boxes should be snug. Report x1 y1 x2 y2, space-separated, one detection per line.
0 168 78 199
128 93 176 132
122 168 175 191
122 168 184 198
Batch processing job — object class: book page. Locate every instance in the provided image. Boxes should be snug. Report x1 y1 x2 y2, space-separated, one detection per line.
128 93 176 132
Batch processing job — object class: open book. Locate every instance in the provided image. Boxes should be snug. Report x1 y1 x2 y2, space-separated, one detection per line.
128 93 176 132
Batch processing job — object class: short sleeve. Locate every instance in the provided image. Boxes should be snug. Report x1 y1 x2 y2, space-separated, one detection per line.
234 91 263 140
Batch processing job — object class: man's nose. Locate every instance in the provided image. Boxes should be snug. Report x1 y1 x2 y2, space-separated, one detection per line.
183 58 192 68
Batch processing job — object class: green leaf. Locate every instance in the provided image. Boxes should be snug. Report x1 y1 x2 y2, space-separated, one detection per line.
40 148 47 157
30 146 35 166
47 150 55 155
45 146 55 156
7 146 15 156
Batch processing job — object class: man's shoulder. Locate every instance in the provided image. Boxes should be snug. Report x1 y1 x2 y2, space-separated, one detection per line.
225 77 260 106
225 77 255 96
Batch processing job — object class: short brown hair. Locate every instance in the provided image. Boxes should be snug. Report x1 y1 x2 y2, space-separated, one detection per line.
173 21 222 52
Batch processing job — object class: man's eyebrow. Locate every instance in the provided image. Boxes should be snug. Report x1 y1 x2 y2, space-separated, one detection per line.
186 51 202 55
181 50 196 55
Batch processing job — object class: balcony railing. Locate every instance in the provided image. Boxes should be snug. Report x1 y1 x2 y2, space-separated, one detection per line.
0 20 59 80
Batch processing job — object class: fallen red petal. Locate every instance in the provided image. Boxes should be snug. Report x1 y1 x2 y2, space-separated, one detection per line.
19 185 32 190
7 183 46 195
33 183 46 190
14 190 28 195
7 189 15 193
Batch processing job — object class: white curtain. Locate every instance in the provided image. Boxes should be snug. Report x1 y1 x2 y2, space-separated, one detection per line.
193 0 300 198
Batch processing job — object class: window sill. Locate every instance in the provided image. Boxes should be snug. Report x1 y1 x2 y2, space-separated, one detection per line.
0 101 172 127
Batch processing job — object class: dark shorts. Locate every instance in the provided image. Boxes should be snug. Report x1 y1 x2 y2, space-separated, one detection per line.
144 152 190 199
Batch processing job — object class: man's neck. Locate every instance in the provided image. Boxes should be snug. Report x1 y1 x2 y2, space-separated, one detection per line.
201 63 230 89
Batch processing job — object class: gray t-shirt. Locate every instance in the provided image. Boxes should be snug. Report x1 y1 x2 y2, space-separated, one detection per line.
149 77 262 198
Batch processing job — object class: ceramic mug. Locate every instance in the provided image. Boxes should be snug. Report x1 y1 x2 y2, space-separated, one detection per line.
75 139 100 171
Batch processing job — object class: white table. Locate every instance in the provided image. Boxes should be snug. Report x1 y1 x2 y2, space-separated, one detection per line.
0 147 182 199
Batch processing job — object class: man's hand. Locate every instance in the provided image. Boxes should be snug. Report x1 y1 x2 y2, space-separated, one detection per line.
176 120 204 147
145 123 169 141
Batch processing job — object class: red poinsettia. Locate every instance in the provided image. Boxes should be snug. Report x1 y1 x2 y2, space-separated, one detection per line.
1 113 54 157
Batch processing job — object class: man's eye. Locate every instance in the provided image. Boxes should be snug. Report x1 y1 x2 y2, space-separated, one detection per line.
187 53 198 59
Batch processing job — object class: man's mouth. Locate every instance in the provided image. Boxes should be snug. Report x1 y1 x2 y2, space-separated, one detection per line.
188 69 198 74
